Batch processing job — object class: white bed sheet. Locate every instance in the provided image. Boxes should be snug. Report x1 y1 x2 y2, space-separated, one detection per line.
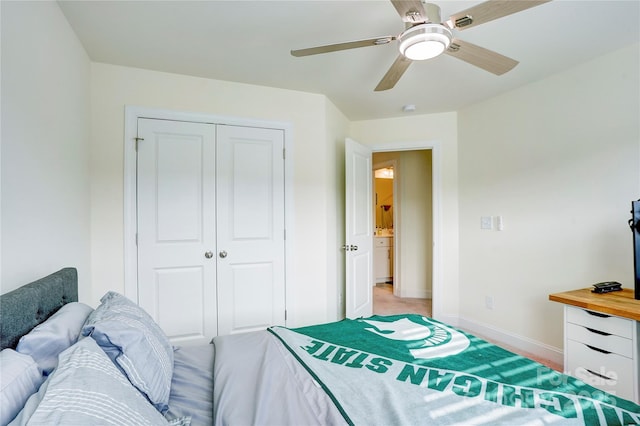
213 330 346 426
166 344 214 426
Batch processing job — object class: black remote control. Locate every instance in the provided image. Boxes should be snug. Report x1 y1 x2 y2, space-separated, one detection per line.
592 281 622 293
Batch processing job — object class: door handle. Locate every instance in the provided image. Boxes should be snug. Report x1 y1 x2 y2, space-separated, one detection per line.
350 245 358 251
204 251 213 259
219 250 228 258
342 245 359 251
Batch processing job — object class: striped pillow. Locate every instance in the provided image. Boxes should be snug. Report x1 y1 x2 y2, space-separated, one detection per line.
0 350 43 425
82 291 174 413
13 337 189 426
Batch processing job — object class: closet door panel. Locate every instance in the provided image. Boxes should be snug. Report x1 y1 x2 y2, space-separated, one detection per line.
136 118 217 346
136 118 286 342
216 125 286 335
155 266 204 338
228 262 274 329
155 139 202 241
231 141 272 238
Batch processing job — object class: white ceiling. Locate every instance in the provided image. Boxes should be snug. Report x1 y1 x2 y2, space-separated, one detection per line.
58 0 640 121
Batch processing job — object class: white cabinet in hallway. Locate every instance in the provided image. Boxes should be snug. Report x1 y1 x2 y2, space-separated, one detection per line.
374 237 393 284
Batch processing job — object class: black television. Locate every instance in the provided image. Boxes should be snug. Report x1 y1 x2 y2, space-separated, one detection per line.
630 200 640 300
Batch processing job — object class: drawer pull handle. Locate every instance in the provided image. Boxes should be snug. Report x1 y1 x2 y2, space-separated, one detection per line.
585 327 611 336
585 344 611 355
585 310 611 318
585 368 612 381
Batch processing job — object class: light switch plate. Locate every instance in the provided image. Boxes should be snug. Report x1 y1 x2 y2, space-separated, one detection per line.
481 216 493 230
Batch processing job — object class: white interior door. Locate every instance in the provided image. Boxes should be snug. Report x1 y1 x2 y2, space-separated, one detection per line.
216 125 286 335
136 118 217 345
345 138 373 318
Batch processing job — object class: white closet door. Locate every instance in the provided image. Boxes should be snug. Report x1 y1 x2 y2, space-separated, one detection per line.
137 118 217 345
216 125 286 335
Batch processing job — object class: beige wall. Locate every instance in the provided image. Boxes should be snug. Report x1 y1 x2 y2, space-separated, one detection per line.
1 1 91 296
457 43 640 350
399 150 433 299
90 63 347 327
4 1 639 361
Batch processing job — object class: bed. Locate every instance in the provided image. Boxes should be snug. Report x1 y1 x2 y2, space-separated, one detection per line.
0 268 213 426
1 268 639 425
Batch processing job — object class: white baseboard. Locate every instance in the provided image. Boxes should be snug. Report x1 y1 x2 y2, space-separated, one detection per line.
401 289 432 299
434 313 459 327
455 316 564 368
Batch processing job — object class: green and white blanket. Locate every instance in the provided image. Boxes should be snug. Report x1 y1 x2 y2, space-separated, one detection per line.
268 314 640 425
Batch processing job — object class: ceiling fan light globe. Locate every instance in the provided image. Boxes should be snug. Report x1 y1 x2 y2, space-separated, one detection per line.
398 23 452 61
404 40 445 60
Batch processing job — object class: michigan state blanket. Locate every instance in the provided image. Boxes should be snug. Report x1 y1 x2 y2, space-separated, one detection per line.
268 314 640 425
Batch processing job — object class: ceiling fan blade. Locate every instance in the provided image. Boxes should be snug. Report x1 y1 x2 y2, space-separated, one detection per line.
448 0 551 31
375 55 413 91
291 36 395 57
390 0 427 23
445 38 518 75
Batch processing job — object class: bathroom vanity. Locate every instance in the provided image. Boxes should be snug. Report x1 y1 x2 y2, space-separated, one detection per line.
374 236 393 284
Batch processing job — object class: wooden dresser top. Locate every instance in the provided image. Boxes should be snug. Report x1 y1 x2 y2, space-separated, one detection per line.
549 288 640 321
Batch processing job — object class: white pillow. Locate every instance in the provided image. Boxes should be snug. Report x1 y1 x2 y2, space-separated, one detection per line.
9 337 190 426
82 291 174 413
16 302 93 375
0 349 43 425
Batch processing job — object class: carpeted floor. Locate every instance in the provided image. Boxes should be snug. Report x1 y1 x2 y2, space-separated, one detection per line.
373 283 431 317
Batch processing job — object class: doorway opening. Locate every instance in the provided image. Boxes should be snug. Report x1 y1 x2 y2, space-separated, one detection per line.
372 149 433 318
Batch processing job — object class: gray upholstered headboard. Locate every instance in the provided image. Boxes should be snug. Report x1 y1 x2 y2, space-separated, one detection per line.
0 268 78 350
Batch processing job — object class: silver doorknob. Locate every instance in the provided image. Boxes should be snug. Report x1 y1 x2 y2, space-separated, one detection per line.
204 251 213 259
350 245 358 251
219 250 228 258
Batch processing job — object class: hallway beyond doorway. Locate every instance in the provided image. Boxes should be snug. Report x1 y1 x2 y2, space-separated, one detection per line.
372 283 431 317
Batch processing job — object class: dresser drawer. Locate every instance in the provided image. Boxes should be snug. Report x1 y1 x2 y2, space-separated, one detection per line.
566 339 635 400
566 306 633 338
374 237 392 247
566 323 633 358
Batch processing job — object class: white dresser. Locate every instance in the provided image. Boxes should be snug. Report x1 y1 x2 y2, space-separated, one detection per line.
550 288 640 403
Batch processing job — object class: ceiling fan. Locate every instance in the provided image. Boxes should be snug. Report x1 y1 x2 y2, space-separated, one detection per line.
291 0 551 91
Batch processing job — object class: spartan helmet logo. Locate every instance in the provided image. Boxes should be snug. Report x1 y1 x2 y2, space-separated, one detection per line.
361 317 470 360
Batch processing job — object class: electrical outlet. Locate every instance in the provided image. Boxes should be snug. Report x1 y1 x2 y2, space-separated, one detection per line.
481 216 493 230
485 295 494 310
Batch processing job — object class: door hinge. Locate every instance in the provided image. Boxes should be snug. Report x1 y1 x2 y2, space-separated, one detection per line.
134 137 144 151
285 310 287 321
135 233 138 246
284 229 286 240
283 147 286 160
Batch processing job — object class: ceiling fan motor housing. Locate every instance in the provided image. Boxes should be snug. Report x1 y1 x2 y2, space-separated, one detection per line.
398 23 452 61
